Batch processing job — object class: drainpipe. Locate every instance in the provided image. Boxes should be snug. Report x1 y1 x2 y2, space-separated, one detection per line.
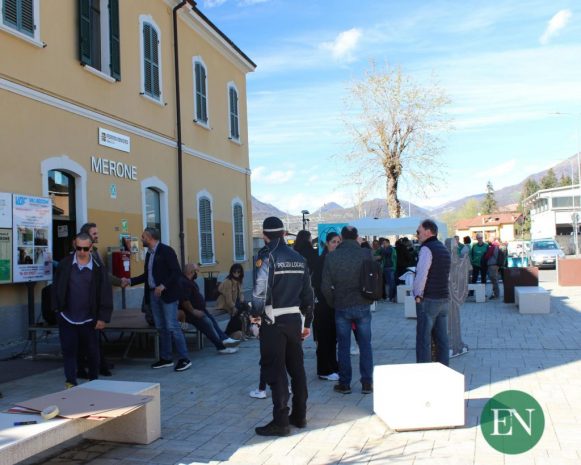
172 0 196 268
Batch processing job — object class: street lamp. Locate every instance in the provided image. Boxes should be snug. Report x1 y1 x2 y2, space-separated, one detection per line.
301 210 310 231
552 112 581 256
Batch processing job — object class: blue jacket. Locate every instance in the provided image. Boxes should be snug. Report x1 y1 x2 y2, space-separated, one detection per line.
251 238 314 327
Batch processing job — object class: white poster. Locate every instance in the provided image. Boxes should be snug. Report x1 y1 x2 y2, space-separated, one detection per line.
12 194 52 283
0 192 11 228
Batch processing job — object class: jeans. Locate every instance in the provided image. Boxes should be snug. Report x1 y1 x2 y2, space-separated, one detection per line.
416 298 449 366
150 292 189 361
383 267 396 300
335 305 373 386
184 308 228 350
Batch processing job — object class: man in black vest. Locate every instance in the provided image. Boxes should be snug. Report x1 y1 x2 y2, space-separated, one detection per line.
413 219 451 366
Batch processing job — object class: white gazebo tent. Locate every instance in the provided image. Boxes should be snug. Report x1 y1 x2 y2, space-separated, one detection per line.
349 216 448 239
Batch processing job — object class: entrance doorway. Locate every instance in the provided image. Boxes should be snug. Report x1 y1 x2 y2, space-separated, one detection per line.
48 170 76 262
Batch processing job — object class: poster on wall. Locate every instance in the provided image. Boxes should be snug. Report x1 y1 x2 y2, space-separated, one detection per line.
0 229 12 284
0 192 11 228
12 194 52 283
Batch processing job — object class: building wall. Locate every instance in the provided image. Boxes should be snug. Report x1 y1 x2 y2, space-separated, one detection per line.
0 0 254 344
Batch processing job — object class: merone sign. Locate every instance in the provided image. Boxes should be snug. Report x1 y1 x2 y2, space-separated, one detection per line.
91 156 137 181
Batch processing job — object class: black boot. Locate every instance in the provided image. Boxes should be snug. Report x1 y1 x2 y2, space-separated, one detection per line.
255 420 290 437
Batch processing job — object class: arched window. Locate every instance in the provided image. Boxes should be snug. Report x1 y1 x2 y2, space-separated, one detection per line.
197 192 214 264
232 200 245 261
227 82 239 141
140 15 162 101
193 57 208 125
48 170 76 262
145 187 161 235
141 177 169 242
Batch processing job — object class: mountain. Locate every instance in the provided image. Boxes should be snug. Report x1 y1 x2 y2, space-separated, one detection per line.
251 154 579 234
431 154 579 217
313 202 343 214
251 196 288 218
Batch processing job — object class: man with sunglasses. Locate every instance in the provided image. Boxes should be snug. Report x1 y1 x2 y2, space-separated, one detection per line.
52 233 113 388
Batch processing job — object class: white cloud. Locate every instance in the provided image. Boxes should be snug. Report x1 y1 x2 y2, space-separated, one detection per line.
251 166 295 185
203 0 227 7
475 159 517 179
540 9 572 45
320 28 362 61
239 0 270 4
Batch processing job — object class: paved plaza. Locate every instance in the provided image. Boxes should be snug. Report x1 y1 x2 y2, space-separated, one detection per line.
1 273 581 465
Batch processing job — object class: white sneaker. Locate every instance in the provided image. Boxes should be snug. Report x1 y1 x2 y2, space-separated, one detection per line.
350 346 360 355
318 373 340 381
222 337 241 347
249 389 267 399
218 347 239 355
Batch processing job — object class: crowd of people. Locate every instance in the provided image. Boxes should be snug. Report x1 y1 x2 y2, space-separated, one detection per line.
51 216 505 438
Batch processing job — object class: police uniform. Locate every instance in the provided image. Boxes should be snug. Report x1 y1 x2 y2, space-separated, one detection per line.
252 217 314 436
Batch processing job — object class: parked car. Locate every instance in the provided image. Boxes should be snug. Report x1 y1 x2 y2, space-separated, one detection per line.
528 238 565 269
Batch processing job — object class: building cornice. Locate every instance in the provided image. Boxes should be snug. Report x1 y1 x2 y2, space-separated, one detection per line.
164 0 256 74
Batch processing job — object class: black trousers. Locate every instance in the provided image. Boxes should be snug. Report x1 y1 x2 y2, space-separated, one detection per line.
313 302 338 377
471 265 487 285
259 313 307 426
58 315 99 385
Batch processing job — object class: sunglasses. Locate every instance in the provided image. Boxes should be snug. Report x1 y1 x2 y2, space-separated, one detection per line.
75 246 91 252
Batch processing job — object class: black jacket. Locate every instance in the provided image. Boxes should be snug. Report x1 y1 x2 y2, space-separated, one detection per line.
131 242 182 304
51 254 113 323
251 238 314 327
322 239 373 310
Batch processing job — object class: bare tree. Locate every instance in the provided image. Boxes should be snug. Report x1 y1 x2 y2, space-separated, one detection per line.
343 62 451 218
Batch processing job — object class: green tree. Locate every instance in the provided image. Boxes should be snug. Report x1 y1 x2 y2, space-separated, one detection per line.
540 168 558 189
516 177 540 239
442 198 481 236
480 181 498 214
343 62 451 218
559 174 573 187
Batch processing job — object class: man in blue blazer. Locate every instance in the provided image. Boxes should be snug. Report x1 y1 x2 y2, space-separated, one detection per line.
123 227 191 371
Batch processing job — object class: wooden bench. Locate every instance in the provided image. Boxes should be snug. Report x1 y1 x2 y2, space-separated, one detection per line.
514 286 550 314
29 308 204 360
467 283 486 302
0 380 160 465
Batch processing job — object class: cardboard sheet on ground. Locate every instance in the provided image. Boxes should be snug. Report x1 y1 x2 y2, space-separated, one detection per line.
15 387 152 419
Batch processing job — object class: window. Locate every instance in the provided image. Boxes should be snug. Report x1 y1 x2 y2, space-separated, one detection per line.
1 0 39 41
78 0 120 80
228 83 239 140
193 58 208 125
140 16 161 101
197 193 214 264
141 177 169 241
552 196 580 209
145 188 161 237
232 201 245 261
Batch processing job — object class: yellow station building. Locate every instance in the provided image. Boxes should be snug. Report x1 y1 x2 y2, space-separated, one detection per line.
0 0 255 343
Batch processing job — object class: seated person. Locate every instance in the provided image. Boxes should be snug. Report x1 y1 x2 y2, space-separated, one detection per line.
178 263 240 355
217 263 249 339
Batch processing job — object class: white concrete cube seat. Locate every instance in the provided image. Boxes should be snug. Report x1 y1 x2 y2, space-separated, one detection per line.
467 283 485 302
514 286 550 314
404 295 416 318
397 284 412 303
374 363 465 431
0 380 160 465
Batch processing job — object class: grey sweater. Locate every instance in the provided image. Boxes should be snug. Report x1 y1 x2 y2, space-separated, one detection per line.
321 240 372 310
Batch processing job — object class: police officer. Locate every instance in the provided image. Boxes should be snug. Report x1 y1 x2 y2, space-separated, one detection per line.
251 216 314 437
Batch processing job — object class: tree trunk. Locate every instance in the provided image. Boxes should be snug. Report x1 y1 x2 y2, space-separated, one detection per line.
385 173 401 218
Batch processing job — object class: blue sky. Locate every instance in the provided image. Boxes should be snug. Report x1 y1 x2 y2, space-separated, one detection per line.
202 0 581 214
